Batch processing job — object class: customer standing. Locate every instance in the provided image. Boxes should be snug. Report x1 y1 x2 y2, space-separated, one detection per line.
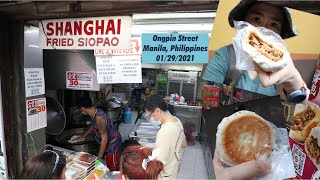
77 96 122 171
144 95 187 179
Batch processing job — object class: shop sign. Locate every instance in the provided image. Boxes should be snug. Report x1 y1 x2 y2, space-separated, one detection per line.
167 71 198 81
24 68 45 97
94 37 141 56
39 16 132 50
95 56 142 84
66 71 93 90
142 33 208 64
26 98 47 133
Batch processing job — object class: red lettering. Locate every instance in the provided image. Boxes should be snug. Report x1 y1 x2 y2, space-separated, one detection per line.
111 37 119 46
96 20 104 35
68 39 74 46
105 20 115 34
103 38 110 46
46 22 54 36
46 38 52 46
61 38 67 46
74 21 82 35
84 20 93 35
97 38 103 45
78 38 84 46
56 22 64 36
117 19 121 34
65 22 72 35
89 38 95 46
52 38 58 46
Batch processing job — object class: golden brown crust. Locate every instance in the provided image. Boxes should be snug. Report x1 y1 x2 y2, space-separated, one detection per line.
305 127 320 169
289 103 320 143
222 115 273 164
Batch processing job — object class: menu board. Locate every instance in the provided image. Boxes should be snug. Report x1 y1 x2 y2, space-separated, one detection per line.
24 68 45 97
66 71 93 90
95 56 142 84
26 98 47 133
289 101 320 179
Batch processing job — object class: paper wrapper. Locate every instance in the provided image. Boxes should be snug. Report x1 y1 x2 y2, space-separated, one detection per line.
232 21 289 72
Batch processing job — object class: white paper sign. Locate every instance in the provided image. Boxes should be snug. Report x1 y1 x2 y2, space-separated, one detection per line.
24 68 45 97
94 37 142 56
66 71 93 90
96 56 142 84
39 16 132 49
26 98 47 133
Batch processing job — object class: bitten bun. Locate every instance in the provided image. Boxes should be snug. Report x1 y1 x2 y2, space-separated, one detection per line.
242 27 290 72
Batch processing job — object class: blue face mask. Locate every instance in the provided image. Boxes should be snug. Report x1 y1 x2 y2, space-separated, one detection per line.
149 117 161 127
80 108 88 115
148 111 168 127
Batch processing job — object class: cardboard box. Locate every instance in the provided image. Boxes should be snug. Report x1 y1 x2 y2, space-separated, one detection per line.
309 64 320 106
289 101 320 179
202 95 219 109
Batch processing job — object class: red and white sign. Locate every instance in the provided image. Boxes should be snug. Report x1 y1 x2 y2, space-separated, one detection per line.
26 98 47 133
94 37 142 56
66 71 93 90
39 16 132 49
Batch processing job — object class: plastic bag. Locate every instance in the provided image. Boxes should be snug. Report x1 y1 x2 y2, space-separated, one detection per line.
216 127 296 180
255 128 296 180
232 21 288 71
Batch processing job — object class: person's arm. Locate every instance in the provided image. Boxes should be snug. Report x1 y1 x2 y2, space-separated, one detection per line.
202 47 230 85
155 130 170 164
96 117 108 159
254 58 309 102
80 127 94 139
182 137 187 148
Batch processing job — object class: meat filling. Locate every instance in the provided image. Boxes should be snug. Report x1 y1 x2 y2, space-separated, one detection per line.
306 136 320 164
248 33 283 62
291 107 316 131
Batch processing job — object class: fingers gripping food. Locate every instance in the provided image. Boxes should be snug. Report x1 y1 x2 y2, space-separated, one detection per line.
305 127 320 169
242 27 290 72
216 110 276 166
289 102 320 143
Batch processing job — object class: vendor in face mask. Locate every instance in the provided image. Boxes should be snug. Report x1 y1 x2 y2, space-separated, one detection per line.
144 95 187 179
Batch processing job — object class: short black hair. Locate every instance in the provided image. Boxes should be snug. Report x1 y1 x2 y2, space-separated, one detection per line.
145 95 168 112
78 96 93 108
121 139 140 153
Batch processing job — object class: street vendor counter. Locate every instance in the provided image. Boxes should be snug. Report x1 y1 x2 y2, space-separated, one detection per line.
44 144 109 179
201 96 287 179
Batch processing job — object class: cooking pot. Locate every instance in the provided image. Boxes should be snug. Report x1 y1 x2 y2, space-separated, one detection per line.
55 128 99 154
96 97 124 122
